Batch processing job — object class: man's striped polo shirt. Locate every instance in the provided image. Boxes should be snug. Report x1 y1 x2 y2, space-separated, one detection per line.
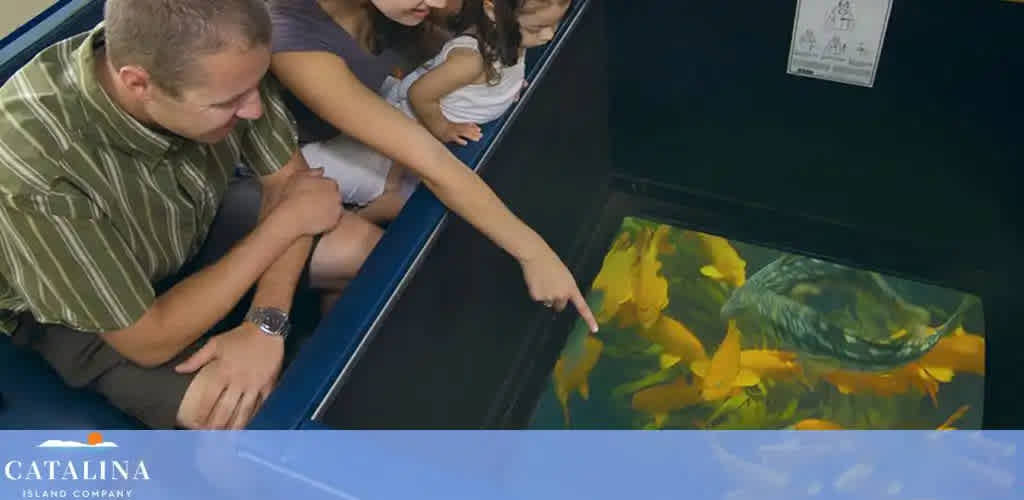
0 24 298 335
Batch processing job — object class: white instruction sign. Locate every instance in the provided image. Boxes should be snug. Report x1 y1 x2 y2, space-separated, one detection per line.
787 0 893 87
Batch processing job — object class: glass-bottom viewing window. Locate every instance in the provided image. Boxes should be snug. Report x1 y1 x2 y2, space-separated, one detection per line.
530 217 985 430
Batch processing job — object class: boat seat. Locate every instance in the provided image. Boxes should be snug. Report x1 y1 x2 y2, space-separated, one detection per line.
0 0 142 429
0 334 145 429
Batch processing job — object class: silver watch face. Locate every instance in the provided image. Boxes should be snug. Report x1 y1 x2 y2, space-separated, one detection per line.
262 313 287 333
254 308 288 334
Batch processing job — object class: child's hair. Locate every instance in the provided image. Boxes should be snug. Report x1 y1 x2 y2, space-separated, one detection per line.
451 0 569 85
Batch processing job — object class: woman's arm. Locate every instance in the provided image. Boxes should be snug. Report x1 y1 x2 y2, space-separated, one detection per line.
407 47 484 145
270 51 598 331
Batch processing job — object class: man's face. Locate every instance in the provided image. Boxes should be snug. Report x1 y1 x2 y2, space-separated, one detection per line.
144 43 270 144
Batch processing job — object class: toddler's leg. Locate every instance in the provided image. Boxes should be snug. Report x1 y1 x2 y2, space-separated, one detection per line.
384 163 406 193
300 135 392 208
356 193 407 224
356 163 421 224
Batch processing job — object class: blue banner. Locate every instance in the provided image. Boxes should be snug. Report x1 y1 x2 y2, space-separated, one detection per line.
0 431 1017 500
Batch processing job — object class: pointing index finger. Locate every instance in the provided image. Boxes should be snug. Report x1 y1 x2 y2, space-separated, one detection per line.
570 288 599 333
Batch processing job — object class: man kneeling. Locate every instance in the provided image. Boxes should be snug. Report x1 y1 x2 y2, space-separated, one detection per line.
0 0 383 429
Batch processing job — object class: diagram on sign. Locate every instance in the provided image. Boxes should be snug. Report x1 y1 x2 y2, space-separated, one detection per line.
798 29 818 52
848 40 875 64
825 0 856 31
787 0 893 87
823 35 847 57
854 41 870 58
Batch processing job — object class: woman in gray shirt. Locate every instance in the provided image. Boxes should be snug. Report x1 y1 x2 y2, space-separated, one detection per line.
269 0 598 331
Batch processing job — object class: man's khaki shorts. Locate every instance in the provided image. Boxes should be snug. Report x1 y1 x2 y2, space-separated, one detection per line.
10 176 319 429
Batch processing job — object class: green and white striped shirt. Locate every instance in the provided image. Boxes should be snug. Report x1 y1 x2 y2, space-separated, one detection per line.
0 24 298 335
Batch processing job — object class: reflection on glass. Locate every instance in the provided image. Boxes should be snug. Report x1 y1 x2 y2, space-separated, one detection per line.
530 217 985 430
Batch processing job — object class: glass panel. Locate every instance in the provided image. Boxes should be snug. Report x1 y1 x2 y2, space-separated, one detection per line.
1 0 58 39
530 216 985 430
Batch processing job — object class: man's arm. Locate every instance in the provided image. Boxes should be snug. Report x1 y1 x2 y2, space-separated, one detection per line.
169 165 343 430
99 188 332 367
0 196 315 368
247 150 315 319
231 78 321 330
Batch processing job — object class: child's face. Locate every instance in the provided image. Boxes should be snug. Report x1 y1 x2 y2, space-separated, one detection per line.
517 1 569 48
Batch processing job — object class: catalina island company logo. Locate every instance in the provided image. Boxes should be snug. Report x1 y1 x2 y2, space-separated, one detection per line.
4 433 150 499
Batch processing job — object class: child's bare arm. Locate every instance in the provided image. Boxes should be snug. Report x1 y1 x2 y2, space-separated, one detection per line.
408 48 486 145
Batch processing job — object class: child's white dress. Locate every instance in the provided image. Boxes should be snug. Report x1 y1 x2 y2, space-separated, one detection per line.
300 35 527 207
387 35 526 125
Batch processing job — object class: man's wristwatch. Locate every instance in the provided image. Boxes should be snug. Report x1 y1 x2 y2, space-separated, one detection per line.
244 307 291 339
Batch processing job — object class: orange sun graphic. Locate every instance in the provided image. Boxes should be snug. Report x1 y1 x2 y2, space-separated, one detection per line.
87 432 104 445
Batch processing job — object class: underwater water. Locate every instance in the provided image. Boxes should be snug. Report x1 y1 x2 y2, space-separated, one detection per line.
530 217 986 430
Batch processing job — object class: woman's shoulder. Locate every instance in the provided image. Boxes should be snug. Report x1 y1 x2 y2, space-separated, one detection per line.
269 0 335 35
269 0 356 55
269 0 325 19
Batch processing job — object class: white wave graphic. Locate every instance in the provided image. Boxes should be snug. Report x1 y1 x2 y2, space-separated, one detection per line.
37 440 118 448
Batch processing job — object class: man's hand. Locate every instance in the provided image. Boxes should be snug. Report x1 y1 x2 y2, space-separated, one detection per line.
174 324 285 429
273 168 344 235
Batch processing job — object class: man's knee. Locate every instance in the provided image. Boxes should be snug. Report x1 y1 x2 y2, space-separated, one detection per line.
175 369 270 430
176 376 209 429
12 315 193 429
90 359 196 429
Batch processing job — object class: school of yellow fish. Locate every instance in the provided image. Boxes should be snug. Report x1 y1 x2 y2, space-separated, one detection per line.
551 222 985 430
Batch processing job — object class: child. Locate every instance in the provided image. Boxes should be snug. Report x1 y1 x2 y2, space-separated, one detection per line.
300 0 571 223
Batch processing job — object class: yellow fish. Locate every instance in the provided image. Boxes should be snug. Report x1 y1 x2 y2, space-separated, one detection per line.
821 363 952 407
687 349 796 397
791 418 843 430
790 405 970 431
737 350 802 380
553 336 604 426
591 232 639 324
822 369 907 398
912 363 954 408
639 315 708 368
698 320 745 401
613 301 642 329
689 359 760 400
632 226 671 328
696 233 747 287
919 329 985 376
936 405 970 431
631 376 703 428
